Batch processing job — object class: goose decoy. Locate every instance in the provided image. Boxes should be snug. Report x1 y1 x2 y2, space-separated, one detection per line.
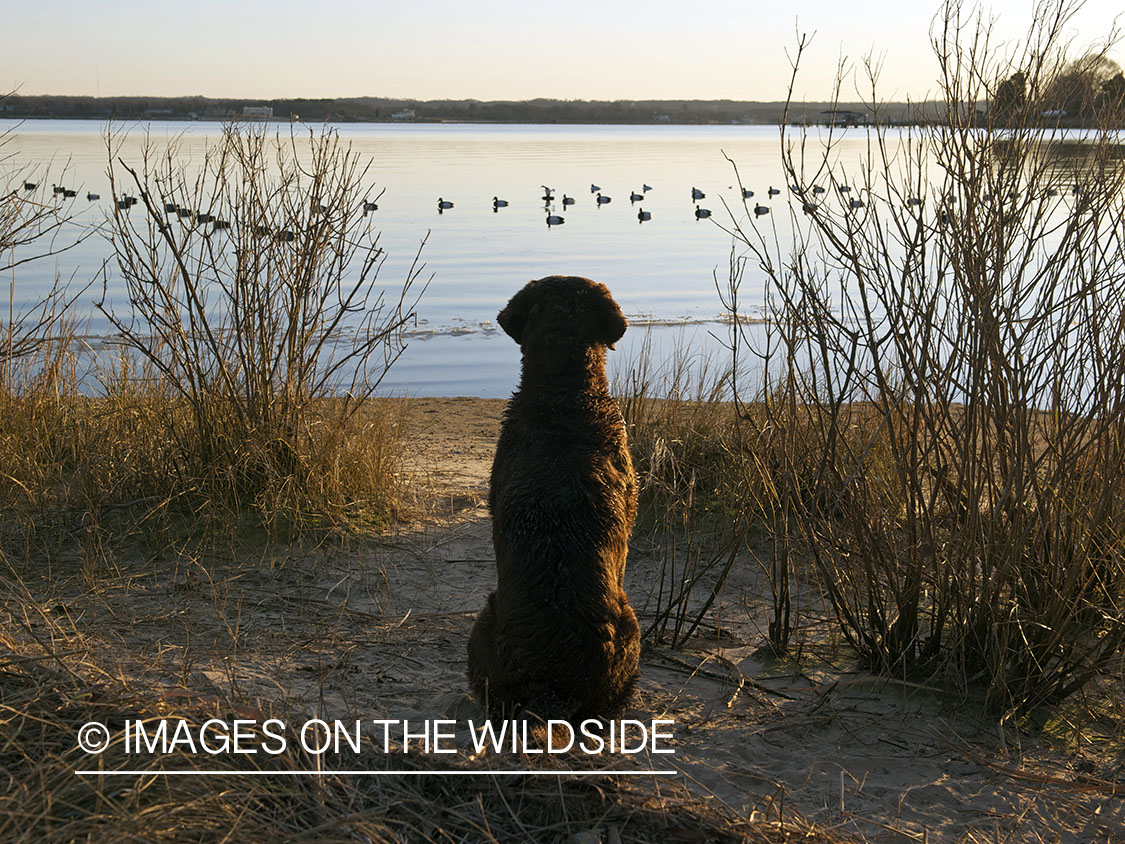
562 195 575 205
802 202 816 215
541 186 555 202
839 185 851 194
213 219 230 230
546 213 565 227
906 197 923 206
767 186 780 197
196 212 214 223
940 210 950 225
493 196 509 209
164 202 178 213
754 203 770 216
643 184 652 192
277 229 296 242
23 182 36 191
363 200 379 212
437 197 454 212
177 207 192 218
849 198 865 209
86 192 99 201
596 193 611 205
122 195 137 207
630 191 643 203
52 185 65 195
694 205 711 219
812 185 825 195
62 189 77 198
590 184 601 193
1045 187 1058 197
742 188 754 199
691 187 705 200
255 224 272 237
638 208 651 222
116 198 131 210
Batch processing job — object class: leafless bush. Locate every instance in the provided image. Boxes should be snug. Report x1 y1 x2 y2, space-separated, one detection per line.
723 0 1125 716
97 122 426 531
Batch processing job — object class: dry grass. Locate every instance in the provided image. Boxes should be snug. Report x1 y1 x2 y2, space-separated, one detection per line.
0 573 845 844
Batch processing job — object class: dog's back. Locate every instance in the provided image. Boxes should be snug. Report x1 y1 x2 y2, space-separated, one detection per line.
468 276 641 722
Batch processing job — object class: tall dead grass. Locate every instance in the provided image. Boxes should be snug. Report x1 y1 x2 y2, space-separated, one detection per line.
1 123 423 567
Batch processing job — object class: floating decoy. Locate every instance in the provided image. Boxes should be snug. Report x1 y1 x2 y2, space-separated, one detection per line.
546 213 565 227
164 202 178 213
255 224 271 236
691 187 705 200
541 186 554 202
596 193 611 205
63 189 77 198
839 185 851 194
940 210 950 225
802 202 816 215
742 188 754 199
590 184 601 193
437 198 454 211
52 185 65 195
630 191 643 203
493 196 509 209
812 185 825 195
789 184 801 192
849 198 865 209
754 203 770 216
116 198 131 210
23 182 36 191
695 205 711 219
213 219 229 230
1045 188 1058 197
562 195 575 205
87 192 99 201
122 195 137 207
277 229 296 242
767 186 780 197
906 197 923 206
196 212 214 223
638 208 651 222
643 184 652 192
363 201 379 212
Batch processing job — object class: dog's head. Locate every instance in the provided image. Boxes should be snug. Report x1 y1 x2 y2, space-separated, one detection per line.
497 276 627 353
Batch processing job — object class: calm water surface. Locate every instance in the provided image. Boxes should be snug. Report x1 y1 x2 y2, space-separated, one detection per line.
9 120 1098 396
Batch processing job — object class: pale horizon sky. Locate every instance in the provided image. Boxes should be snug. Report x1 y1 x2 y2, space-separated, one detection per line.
3 1 1122 103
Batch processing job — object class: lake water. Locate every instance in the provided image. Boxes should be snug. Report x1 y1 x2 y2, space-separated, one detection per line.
2 120 1110 397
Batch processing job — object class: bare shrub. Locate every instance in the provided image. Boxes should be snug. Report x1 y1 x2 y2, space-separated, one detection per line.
97 122 426 532
724 0 1125 716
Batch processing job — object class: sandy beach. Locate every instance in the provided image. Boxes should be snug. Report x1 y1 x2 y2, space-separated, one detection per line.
5 395 1118 843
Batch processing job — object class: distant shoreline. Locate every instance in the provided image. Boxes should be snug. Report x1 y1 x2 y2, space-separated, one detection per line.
1 94 931 127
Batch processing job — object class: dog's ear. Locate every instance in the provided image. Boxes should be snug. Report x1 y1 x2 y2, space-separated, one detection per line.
497 282 536 344
591 283 627 349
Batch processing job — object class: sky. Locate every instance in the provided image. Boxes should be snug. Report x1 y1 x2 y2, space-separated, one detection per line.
3 0 1122 103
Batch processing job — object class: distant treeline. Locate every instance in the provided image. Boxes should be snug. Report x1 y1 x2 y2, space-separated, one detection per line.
2 94 936 125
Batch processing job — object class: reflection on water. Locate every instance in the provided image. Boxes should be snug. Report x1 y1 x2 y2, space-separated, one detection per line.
2 121 1120 396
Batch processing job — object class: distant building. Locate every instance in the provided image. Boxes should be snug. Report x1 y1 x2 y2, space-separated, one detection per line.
391 108 416 120
820 109 867 127
242 106 274 120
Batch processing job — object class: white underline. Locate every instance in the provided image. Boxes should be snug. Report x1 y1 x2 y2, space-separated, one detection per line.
76 769 678 777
